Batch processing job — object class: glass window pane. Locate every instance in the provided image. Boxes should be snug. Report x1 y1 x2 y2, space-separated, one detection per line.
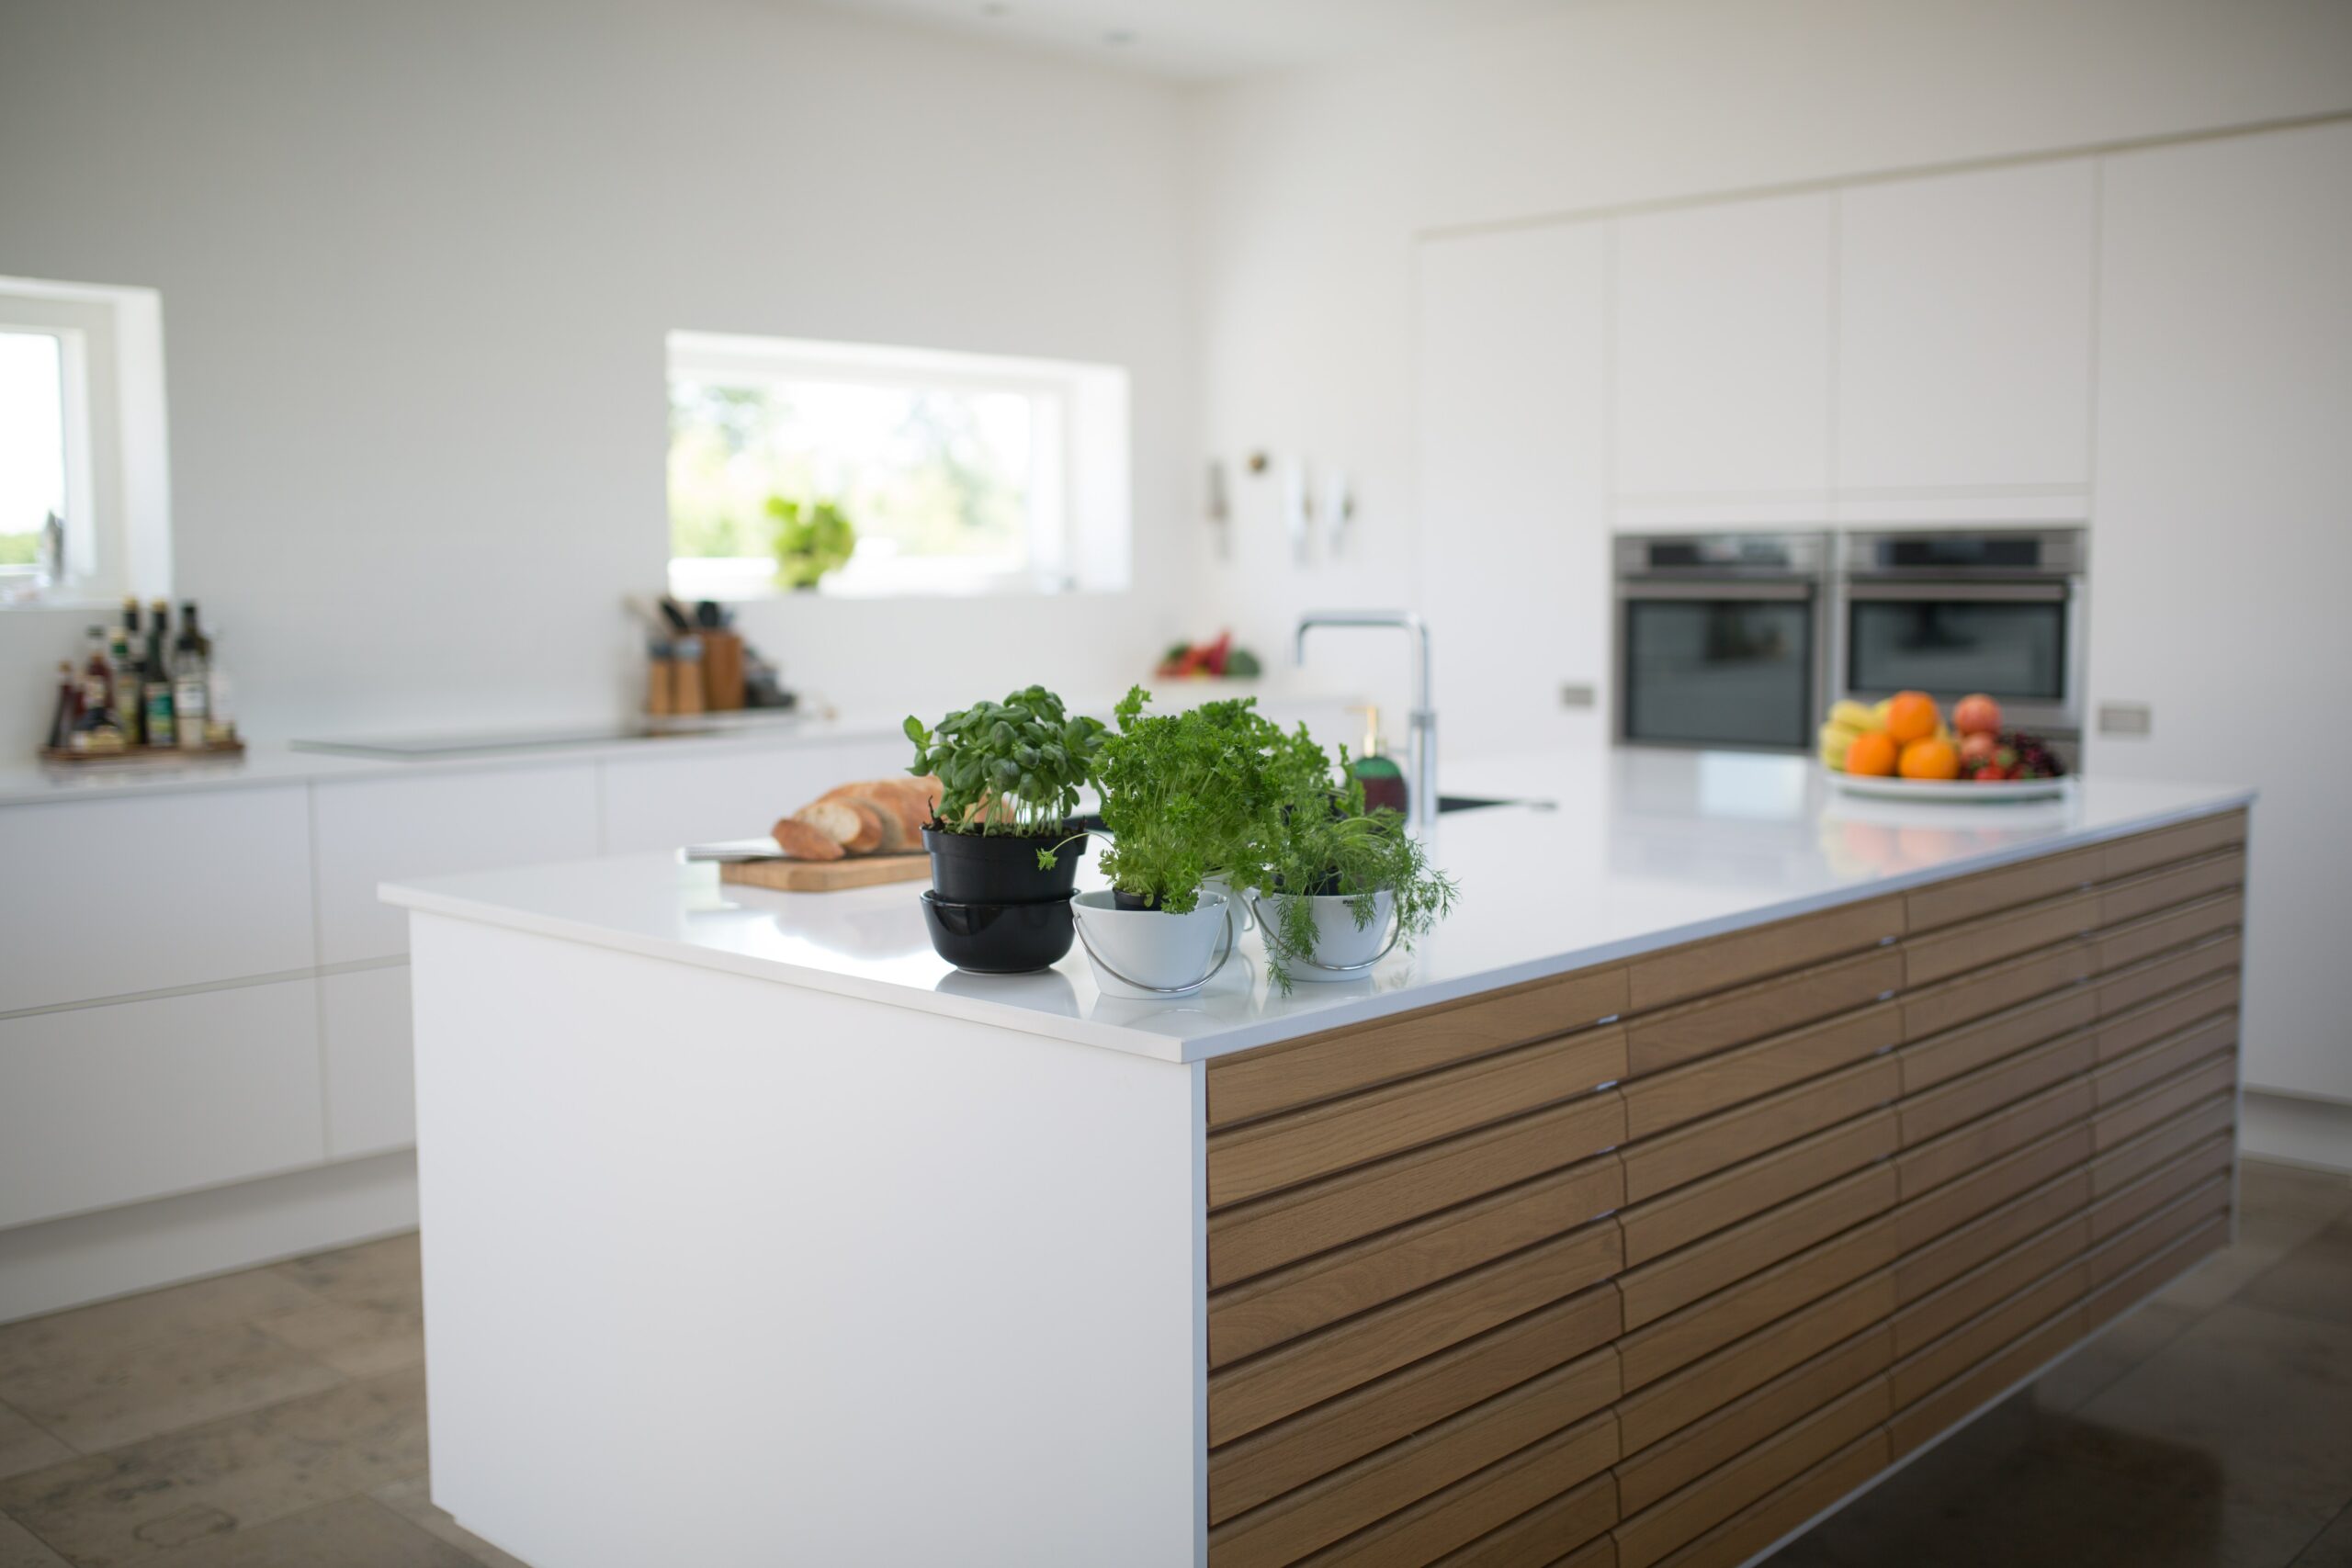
668 376 1035 579
0 331 65 569
1848 601 2066 700
1624 599 1815 748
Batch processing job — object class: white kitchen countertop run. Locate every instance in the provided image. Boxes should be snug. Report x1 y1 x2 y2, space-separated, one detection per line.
379 748 2255 1065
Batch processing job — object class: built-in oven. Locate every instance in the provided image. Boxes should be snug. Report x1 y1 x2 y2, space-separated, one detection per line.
1832 528 2086 744
1613 533 1831 752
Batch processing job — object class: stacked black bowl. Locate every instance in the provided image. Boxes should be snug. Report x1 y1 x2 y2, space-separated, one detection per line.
919 827 1087 974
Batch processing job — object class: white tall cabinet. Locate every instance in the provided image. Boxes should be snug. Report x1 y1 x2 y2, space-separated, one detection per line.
1416 223 1611 757
2089 119 2352 1106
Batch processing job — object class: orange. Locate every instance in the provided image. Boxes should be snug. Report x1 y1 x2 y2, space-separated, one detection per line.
1845 730 1899 776
1899 737 1961 781
1885 691 1940 745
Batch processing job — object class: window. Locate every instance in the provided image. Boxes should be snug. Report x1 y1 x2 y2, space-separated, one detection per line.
665 332 1129 600
0 276 172 609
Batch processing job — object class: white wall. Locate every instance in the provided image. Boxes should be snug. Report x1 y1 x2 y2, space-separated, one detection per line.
1184 0 2352 720
0 0 1198 747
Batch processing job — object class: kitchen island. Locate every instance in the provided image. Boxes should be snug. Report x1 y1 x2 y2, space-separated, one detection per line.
384 750 2253 1568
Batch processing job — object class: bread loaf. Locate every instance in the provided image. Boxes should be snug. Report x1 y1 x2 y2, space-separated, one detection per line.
817 784 911 852
792 799 881 853
769 818 845 861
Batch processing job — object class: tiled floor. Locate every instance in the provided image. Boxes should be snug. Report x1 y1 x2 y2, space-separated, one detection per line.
0 1161 2344 1567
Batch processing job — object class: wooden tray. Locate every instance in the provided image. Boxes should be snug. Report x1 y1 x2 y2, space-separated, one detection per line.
719 853 932 893
40 739 246 766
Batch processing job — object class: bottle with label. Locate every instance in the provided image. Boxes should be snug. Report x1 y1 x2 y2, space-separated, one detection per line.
141 599 175 748
1347 704 1409 818
108 626 141 744
173 601 211 751
74 627 126 753
47 660 81 750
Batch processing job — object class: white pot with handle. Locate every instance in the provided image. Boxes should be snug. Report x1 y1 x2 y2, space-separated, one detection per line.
1072 890 1236 998
1253 889 1398 981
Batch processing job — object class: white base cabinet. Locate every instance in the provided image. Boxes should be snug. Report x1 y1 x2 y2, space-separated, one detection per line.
322 965 417 1159
0 980 325 1230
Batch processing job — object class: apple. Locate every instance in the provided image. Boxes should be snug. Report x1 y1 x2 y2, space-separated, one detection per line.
1952 694 2003 736
1960 730 1999 762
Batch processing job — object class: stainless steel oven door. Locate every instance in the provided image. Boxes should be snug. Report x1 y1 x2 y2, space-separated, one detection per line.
1836 580 2083 735
1616 580 1826 751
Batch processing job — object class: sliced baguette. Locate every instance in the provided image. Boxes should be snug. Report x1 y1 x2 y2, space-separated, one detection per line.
769 818 845 861
794 799 880 853
818 784 912 852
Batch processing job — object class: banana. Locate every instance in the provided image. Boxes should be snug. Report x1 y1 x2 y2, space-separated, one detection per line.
1828 700 1876 731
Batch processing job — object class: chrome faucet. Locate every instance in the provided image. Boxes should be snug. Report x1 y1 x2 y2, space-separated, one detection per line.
1295 610 1438 838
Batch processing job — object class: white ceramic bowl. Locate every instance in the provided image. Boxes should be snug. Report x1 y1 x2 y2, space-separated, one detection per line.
1255 889 1397 981
1072 890 1234 998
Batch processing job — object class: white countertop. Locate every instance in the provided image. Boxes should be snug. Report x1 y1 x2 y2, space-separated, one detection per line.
379 748 2255 1065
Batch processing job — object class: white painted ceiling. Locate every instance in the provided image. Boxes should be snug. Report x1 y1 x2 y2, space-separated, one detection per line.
807 0 1589 81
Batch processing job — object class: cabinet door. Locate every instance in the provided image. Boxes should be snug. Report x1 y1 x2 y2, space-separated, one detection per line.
1613 192 1836 503
1417 221 1611 755
2091 121 2352 1103
597 738 908 855
0 785 314 1013
1838 160 2096 493
322 964 415 1158
0 979 324 1229
312 763 600 965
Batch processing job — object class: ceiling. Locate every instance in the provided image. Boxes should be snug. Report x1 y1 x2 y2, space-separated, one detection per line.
806 0 1588 82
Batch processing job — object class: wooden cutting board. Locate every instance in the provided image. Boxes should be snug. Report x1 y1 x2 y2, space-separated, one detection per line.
718 853 932 893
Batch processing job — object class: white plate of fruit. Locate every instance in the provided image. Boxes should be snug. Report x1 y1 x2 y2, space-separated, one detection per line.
1819 692 2070 802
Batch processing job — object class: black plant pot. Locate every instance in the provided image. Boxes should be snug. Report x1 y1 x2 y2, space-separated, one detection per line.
921 891 1076 974
923 826 1087 905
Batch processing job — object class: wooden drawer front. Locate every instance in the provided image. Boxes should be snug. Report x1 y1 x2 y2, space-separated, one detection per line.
1208 1311 1619 1525
2095 1018 2236 1107
2098 809 2248 881
1281 1425 1616 1568
1207 1032 1626 1207
1898 1029 2098 1146
1441 1482 1619 1568
1615 1325 1891 1514
1207 966 1628 1130
1905 846 2101 932
1620 1166 1899 1330
2083 1214 2230 1330
2090 1094 2234 1198
2086 1176 2233 1291
2095 1054 2239 1151
1622 1058 1898 1203
1623 1002 1899 1141
1625 947 1903 1077
2095 891 2243 972
2098 850 2245 927
1891 1261 2085 1409
1895 1168 2091 1304
1888 1307 2083 1460
1896 1076 2095 1197
2095 932 2242 1017
1893 1122 2093 1251
1621 1111 1898 1267
2098 973 2240 1062
1208 1379 1615 1568
1211 1162 1622 1367
2086 1136 2234 1244
1617 1272 1894 1454
1651 1431 1889 1568
1893 1213 2088 1357
1210 1132 1623 1291
1613 1377 1888 1568
1627 897 1905 1012
1620 1218 1896 1391
1209 1230 1622 1445
1904 889 2099 988
1900 940 2094 1042
1899 985 2098 1093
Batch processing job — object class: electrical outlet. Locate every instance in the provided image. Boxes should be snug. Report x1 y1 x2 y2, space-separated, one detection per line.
2098 703 2154 738
1559 682 1597 710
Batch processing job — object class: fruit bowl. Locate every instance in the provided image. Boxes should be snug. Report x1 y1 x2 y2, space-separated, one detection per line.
1825 770 2070 804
